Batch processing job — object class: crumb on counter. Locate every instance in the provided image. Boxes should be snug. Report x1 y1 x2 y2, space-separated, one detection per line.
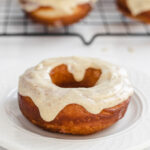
101 48 108 52
128 47 135 53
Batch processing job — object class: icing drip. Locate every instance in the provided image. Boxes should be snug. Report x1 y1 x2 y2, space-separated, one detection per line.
127 0 150 15
21 0 96 13
18 57 134 122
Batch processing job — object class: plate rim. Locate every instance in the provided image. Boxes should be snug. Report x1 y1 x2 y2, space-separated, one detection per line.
2 88 145 143
0 69 150 150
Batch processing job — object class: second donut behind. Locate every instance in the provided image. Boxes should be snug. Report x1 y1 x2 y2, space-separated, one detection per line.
20 0 96 26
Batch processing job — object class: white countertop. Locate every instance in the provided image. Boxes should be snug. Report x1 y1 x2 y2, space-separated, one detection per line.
0 36 150 150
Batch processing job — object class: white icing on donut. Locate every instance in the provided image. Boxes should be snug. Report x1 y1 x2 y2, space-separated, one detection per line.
127 0 150 15
18 57 134 122
20 0 96 13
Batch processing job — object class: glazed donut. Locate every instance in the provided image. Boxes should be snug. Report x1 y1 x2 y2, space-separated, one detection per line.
18 57 134 135
19 0 94 26
117 0 150 24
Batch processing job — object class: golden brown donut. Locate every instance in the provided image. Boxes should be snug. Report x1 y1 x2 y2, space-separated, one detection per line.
19 95 130 135
117 0 150 24
18 64 130 135
20 0 92 26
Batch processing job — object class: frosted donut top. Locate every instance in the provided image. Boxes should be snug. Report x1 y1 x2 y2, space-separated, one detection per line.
127 0 150 15
21 0 96 13
18 57 134 122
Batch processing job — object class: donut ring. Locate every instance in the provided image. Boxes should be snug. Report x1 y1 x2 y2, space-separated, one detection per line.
117 0 150 24
20 0 92 26
19 95 130 135
18 57 133 135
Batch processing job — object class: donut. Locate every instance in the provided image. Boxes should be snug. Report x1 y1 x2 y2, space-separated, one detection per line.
18 57 134 135
117 0 150 24
19 0 94 26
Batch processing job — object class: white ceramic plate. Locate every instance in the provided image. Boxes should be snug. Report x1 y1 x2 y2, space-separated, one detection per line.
0 68 150 150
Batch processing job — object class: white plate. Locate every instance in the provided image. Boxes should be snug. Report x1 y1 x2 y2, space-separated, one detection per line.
0 69 150 150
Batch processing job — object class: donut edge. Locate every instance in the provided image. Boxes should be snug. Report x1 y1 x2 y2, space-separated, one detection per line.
20 3 92 26
18 94 130 135
117 0 150 24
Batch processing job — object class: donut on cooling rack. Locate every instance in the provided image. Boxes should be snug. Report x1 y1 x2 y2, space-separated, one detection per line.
19 0 96 26
18 57 134 135
117 0 150 23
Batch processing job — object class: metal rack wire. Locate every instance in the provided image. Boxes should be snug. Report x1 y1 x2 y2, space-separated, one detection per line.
0 0 150 45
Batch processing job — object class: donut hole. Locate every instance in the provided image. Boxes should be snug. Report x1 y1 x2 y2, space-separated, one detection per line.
50 64 101 88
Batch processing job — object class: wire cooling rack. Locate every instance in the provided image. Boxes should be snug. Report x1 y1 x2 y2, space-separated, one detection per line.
0 0 150 45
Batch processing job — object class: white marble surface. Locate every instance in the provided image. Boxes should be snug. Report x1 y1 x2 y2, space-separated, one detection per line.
0 36 150 150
